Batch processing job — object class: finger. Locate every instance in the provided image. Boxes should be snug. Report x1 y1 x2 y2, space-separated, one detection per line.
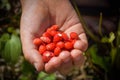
78 33 88 51
20 31 44 71
45 57 62 73
74 33 88 51
58 60 73 75
24 49 44 71
74 39 88 52
20 5 49 71
58 51 73 75
61 23 88 52
63 23 84 37
20 4 50 36
71 49 85 68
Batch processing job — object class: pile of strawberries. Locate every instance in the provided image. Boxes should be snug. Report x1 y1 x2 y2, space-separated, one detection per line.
33 25 78 63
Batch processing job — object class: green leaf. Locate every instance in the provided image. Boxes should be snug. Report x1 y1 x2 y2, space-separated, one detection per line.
0 33 10 42
1 0 11 10
44 74 56 80
37 72 48 80
37 72 56 80
101 32 115 43
21 60 35 75
19 76 29 80
101 37 109 43
7 27 14 33
0 33 10 54
7 27 20 35
37 71 47 80
0 41 4 56
110 47 117 64
2 39 11 61
108 32 115 43
88 45 109 72
19 75 32 80
20 59 36 80
10 34 22 63
2 34 22 63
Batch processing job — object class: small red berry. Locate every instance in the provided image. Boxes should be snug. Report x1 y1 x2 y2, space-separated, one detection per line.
33 38 42 46
46 28 52 33
39 45 46 54
33 25 80 63
40 36 51 43
56 41 64 49
65 42 73 50
46 43 56 51
50 25 58 30
71 39 76 45
42 51 54 63
70 32 78 39
49 30 58 36
42 32 51 38
53 33 62 42
54 47 61 56
62 33 69 41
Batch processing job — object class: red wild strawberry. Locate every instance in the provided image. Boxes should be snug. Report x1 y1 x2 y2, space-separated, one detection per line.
70 32 78 39
65 42 73 50
46 28 52 33
71 39 76 45
40 36 51 43
50 25 58 30
54 47 61 56
49 30 58 36
56 41 64 49
42 51 54 63
33 38 42 46
46 43 56 51
42 32 52 38
62 33 69 41
53 33 62 42
39 45 46 55
33 24 80 63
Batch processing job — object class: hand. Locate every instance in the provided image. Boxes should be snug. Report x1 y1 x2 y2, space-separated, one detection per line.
20 0 88 75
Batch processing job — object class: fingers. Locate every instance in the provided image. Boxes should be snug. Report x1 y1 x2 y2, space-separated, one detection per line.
44 50 85 74
63 23 84 37
20 2 50 72
44 23 88 74
24 49 44 71
45 51 73 75
74 39 88 52
20 32 44 71
58 51 73 75
78 33 88 51
63 22 88 52
71 49 85 68
20 13 45 71
45 57 62 73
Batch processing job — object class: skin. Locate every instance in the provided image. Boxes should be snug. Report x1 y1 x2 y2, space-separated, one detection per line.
20 0 88 75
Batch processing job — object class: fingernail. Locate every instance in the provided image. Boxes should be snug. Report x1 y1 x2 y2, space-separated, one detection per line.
34 63 39 71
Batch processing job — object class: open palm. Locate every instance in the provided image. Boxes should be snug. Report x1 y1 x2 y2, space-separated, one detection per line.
20 0 88 75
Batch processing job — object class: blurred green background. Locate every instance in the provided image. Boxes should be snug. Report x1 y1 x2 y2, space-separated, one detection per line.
0 0 119 80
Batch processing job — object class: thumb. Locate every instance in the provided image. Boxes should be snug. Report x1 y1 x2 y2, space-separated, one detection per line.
20 31 44 71
20 4 50 71
20 12 45 71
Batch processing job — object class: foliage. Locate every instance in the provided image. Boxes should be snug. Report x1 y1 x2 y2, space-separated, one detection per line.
0 0 119 80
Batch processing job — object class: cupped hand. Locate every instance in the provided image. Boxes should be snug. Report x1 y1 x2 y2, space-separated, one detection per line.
20 0 88 75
